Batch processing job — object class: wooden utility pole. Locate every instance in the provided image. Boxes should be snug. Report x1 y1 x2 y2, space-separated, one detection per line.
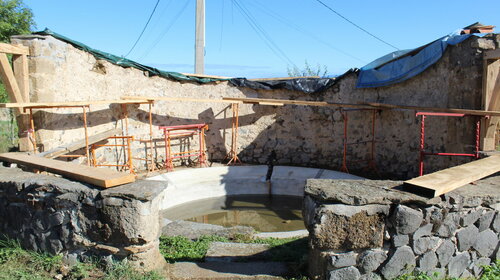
195 0 205 74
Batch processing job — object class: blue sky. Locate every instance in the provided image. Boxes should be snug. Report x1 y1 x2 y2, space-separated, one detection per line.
24 0 500 78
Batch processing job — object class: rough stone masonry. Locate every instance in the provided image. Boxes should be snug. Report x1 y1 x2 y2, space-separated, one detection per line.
304 176 500 280
0 165 167 271
9 33 500 178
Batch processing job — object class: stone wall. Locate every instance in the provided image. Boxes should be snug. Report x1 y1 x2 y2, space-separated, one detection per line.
10 34 500 178
0 165 166 271
304 176 500 279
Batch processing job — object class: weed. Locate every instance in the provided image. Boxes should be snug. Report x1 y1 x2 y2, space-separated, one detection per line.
480 260 500 280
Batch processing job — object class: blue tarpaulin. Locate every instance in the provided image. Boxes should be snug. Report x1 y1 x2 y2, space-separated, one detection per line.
356 34 473 88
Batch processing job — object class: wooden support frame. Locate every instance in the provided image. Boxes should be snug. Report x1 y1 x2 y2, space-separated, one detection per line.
481 49 500 150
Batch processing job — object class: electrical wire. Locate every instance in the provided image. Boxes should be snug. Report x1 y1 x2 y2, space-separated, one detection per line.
313 0 399 50
124 0 161 58
232 0 297 67
137 0 191 61
248 0 366 63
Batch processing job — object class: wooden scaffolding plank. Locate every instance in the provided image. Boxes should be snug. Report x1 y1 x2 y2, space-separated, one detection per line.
0 43 29 55
38 128 122 159
362 102 500 116
122 95 237 104
404 155 500 197
0 153 135 188
0 99 151 108
223 97 371 109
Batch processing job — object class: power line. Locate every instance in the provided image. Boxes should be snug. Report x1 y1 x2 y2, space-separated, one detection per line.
313 0 399 50
137 0 190 60
232 0 297 67
249 0 366 64
124 0 161 58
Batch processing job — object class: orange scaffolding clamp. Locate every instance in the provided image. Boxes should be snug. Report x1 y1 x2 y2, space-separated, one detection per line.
159 123 208 171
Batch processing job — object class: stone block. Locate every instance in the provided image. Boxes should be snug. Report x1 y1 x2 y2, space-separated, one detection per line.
436 213 459 238
477 210 495 232
436 239 455 267
328 266 361 280
471 257 491 278
329 252 358 269
358 249 387 273
312 204 389 250
418 251 438 272
472 229 498 257
448 252 470 278
359 273 381 280
392 234 409 247
460 208 481 227
380 246 416 279
413 224 433 240
391 205 423 235
492 212 500 232
456 225 479 251
413 237 440 255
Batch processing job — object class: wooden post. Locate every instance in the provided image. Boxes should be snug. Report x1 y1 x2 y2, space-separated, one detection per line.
481 52 500 151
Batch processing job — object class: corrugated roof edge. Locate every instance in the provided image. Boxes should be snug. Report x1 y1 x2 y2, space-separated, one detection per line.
33 28 230 84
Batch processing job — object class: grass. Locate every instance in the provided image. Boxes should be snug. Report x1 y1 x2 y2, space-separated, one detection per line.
0 238 164 280
159 235 309 279
394 260 500 280
159 235 308 263
0 119 18 153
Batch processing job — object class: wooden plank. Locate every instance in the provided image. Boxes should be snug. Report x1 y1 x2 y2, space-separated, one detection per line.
484 49 500 60
38 128 122 159
223 97 372 109
0 152 135 188
179 72 232 79
362 102 500 116
0 99 151 108
481 58 500 150
12 53 29 102
404 155 500 197
122 95 238 104
0 43 29 55
0 54 24 103
249 76 321 81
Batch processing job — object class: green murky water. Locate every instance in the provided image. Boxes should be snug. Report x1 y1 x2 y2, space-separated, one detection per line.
162 195 305 232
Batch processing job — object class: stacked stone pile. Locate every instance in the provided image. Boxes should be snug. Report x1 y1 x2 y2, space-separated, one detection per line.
304 178 500 280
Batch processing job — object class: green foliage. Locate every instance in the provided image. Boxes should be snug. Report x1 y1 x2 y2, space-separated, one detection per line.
0 237 165 279
0 83 7 103
480 260 500 280
287 60 328 78
160 235 229 263
0 0 35 43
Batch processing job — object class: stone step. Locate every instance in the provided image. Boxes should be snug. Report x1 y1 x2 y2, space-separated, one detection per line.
205 242 271 262
168 262 288 280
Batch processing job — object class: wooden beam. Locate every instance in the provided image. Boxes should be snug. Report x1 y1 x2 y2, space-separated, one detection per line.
0 99 151 108
38 128 122 159
0 43 29 55
484 49 500 60
362 102 500 116
12 53 29 102
248 76 321 81
224 97 374 109
0 152 135 188
404 155 500 197
481 58 500 150
0 53 24 115
122 95 237 104
179 72 232 79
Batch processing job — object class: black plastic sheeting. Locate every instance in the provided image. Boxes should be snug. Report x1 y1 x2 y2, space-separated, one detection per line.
229 69 358 94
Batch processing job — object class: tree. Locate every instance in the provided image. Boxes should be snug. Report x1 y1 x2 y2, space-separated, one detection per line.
287 60 328 78
0 0 35 102
0 0 35 42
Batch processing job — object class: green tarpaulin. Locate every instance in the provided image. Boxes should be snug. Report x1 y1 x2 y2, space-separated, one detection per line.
34 28 230 84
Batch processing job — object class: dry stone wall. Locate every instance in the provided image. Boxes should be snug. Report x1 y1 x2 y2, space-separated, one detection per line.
0 165 166 271
304 176 500 279
10 34 500 178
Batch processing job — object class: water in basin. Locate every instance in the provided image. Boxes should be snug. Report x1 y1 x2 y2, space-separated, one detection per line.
162 195 304 232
